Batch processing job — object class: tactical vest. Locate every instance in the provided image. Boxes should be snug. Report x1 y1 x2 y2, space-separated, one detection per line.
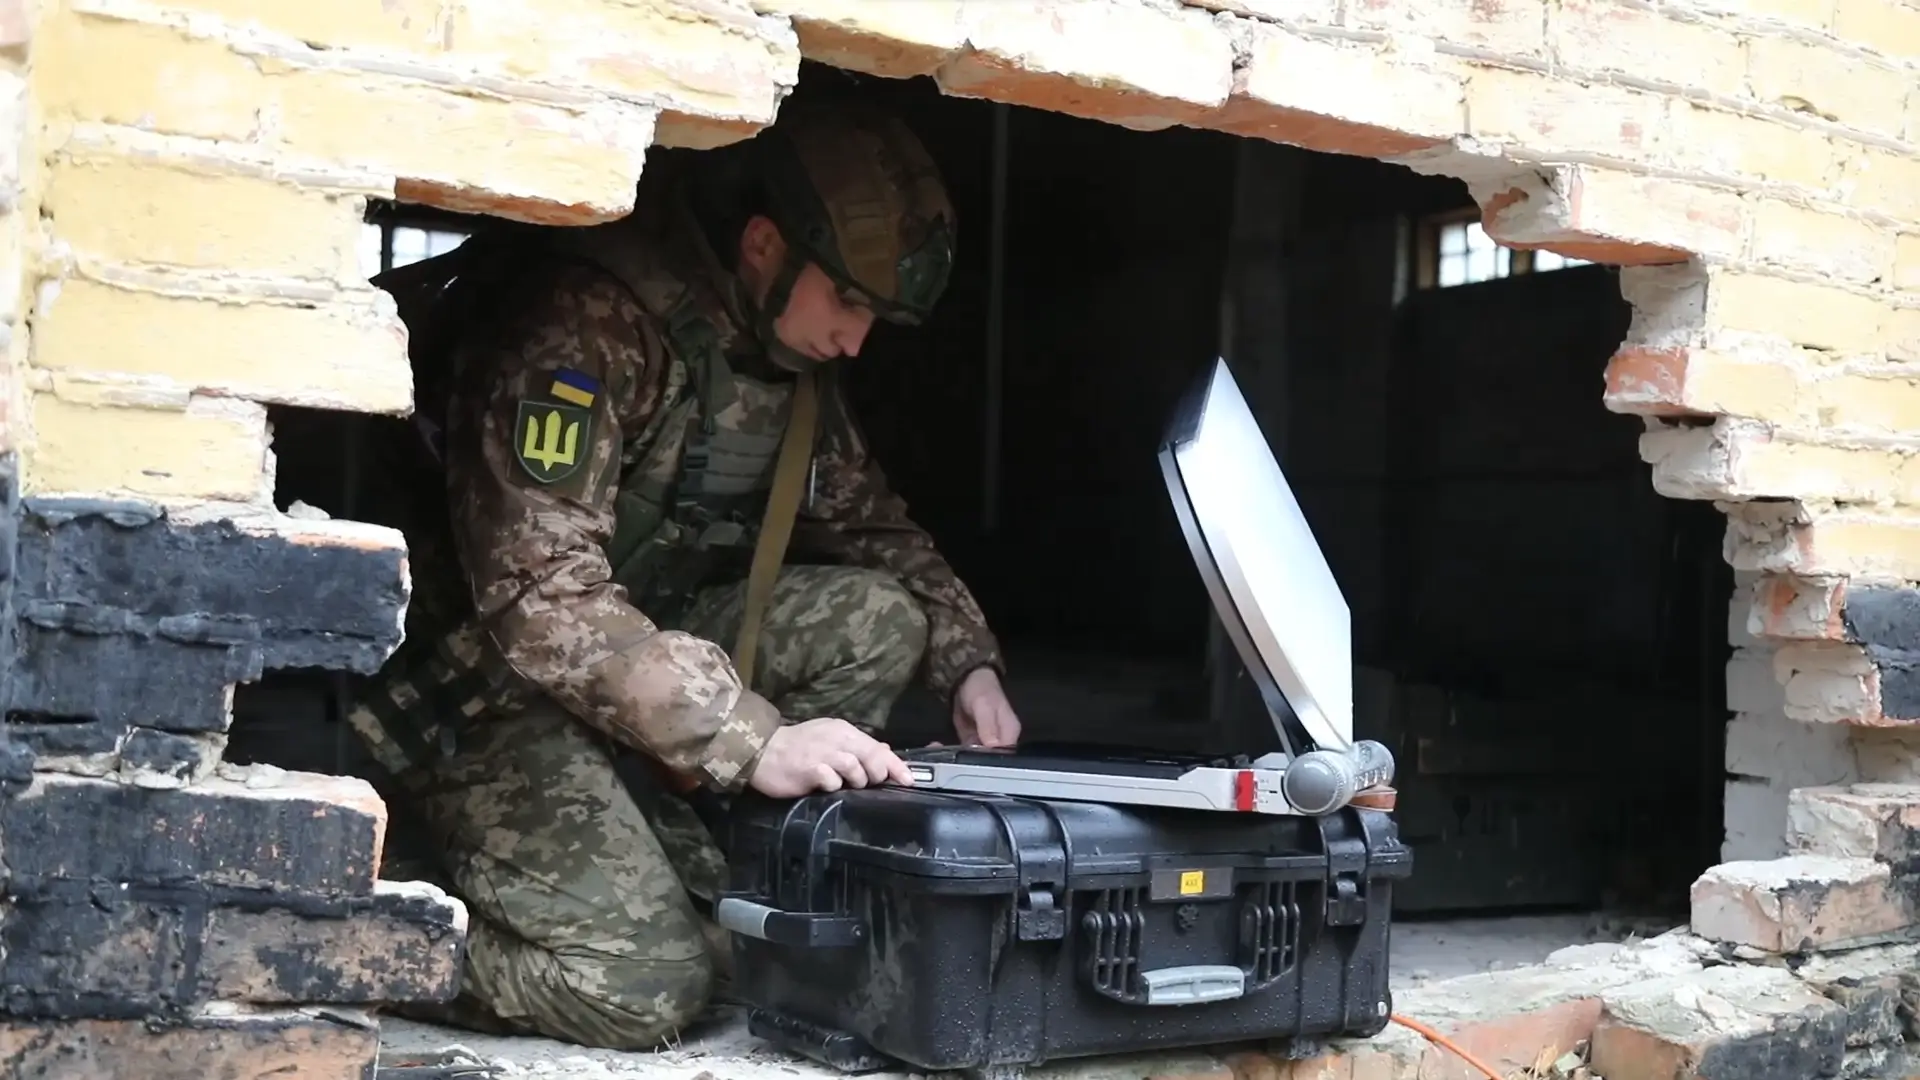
542 220 804 621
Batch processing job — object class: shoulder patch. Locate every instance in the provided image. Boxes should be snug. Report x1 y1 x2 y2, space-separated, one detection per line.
513 398 594 485
548 366 600 408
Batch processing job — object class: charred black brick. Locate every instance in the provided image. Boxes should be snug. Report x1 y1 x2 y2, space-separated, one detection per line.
0 452 29 795
1 770 385 899
120 729 219 782
1816 976 1908 1049
0 881 463 1017
0 890 203 1019
200 880 465 1005
1841 587 1920 721
0 739 31 798
6 725 218 786
0 1005 378 1079
1594 966 1848 1080
6 716 129 756
1692 1005 1849 1080
8 613 255 733
13 498 405 675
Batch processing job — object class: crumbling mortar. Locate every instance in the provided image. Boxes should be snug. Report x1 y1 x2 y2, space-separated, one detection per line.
63 256 398 309
63 124 396 195
1669 0 1920 70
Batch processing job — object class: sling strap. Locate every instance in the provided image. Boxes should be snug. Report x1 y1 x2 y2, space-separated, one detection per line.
732 368 819 689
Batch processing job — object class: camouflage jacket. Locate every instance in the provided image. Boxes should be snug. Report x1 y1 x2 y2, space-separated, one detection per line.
351 195 1004 792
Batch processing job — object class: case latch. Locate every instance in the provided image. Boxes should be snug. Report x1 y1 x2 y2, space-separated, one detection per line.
1017 884 1066 941
1323 871 1367 927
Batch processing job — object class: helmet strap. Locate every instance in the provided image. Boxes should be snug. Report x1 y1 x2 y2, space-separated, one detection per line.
752 247 814 374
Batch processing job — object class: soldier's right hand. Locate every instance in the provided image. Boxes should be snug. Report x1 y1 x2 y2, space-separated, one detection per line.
747 717 913 798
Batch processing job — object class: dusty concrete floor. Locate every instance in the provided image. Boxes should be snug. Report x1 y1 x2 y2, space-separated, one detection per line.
376 912 1681 1078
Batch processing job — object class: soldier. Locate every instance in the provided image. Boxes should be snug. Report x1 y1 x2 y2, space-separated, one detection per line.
347 99 1021 1050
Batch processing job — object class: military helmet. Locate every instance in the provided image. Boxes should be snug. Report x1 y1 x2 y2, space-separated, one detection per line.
748 99 956 326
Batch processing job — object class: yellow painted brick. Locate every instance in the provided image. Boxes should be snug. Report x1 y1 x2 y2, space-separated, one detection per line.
1842 149 1920 223
43 154 366 281
1467 64 1664 160
1812 369 1920 434
748 0 965 78
1663 104 1836 190
449 0 793 124
1716 0 1836 26
1237 29 1465 142
172 0 443 53
1558 168 1747 259
1553 0 1748 98
939 1 1234 124
38 10 264 141
1767 513 1920 579
26 393 268 501
1733 438 1920 505
1890 305 1920 362
269 65 652 225
35 280 410 413
1349 0 1546 58
1604 345 1804 420
1708 272 1886 352
1748 37 1908 138
1748 199 1896 284
1835 0 1920 60
1898 235 1920 292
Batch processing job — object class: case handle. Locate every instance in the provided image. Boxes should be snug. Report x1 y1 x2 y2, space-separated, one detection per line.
1138 965 1246 1005
715 896 867 948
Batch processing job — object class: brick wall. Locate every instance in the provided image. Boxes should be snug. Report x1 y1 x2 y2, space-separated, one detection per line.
4 0 1918 1069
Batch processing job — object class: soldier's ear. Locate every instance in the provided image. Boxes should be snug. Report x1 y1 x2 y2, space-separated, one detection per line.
737 215 786 278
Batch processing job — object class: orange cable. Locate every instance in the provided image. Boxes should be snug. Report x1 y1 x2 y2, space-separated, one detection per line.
1389 1012 1507 1080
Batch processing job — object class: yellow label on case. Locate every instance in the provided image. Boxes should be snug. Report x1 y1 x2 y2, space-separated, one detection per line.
1179 870 1206 895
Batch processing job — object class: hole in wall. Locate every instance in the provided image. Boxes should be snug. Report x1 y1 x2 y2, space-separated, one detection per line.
231 61 1731 975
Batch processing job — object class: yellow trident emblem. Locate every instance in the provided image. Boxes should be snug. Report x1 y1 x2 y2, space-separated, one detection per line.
513 400 591 485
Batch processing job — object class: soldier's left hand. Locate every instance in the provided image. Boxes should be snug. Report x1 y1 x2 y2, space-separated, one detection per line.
953 667 1022 749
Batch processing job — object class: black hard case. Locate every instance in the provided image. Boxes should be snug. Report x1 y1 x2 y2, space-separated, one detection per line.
719 782 1412 1072
719 359 1410 1071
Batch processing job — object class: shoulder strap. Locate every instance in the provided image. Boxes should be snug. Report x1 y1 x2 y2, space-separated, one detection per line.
732 369 818 689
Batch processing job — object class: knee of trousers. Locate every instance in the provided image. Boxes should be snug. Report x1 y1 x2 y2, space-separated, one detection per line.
850 572 929 680
497 940 716 1051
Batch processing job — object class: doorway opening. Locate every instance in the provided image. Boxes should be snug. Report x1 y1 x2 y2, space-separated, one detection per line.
232 62 1731 980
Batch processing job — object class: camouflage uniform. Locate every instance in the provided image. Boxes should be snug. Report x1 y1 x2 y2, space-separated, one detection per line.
347 103 1002 1050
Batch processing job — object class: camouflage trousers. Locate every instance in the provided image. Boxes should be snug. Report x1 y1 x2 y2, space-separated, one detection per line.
379 565 928 1051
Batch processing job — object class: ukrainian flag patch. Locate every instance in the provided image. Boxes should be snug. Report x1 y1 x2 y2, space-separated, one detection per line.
548 367 599 408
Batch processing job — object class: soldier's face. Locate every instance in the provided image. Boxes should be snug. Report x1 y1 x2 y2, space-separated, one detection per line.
739 217 877 363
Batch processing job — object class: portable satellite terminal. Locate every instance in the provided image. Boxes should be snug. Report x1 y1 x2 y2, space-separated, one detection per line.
717 357 1411 1075
893 356 1396 816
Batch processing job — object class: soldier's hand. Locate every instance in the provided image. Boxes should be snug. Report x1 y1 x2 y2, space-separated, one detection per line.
747 717 913 798
953 667 1022 749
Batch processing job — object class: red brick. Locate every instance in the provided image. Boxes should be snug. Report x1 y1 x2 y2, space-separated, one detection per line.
1590 965 1846 1080
1690 855 1915 952
0 1005 379 1079
1602 346 1801 421
1749 575 1848 641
